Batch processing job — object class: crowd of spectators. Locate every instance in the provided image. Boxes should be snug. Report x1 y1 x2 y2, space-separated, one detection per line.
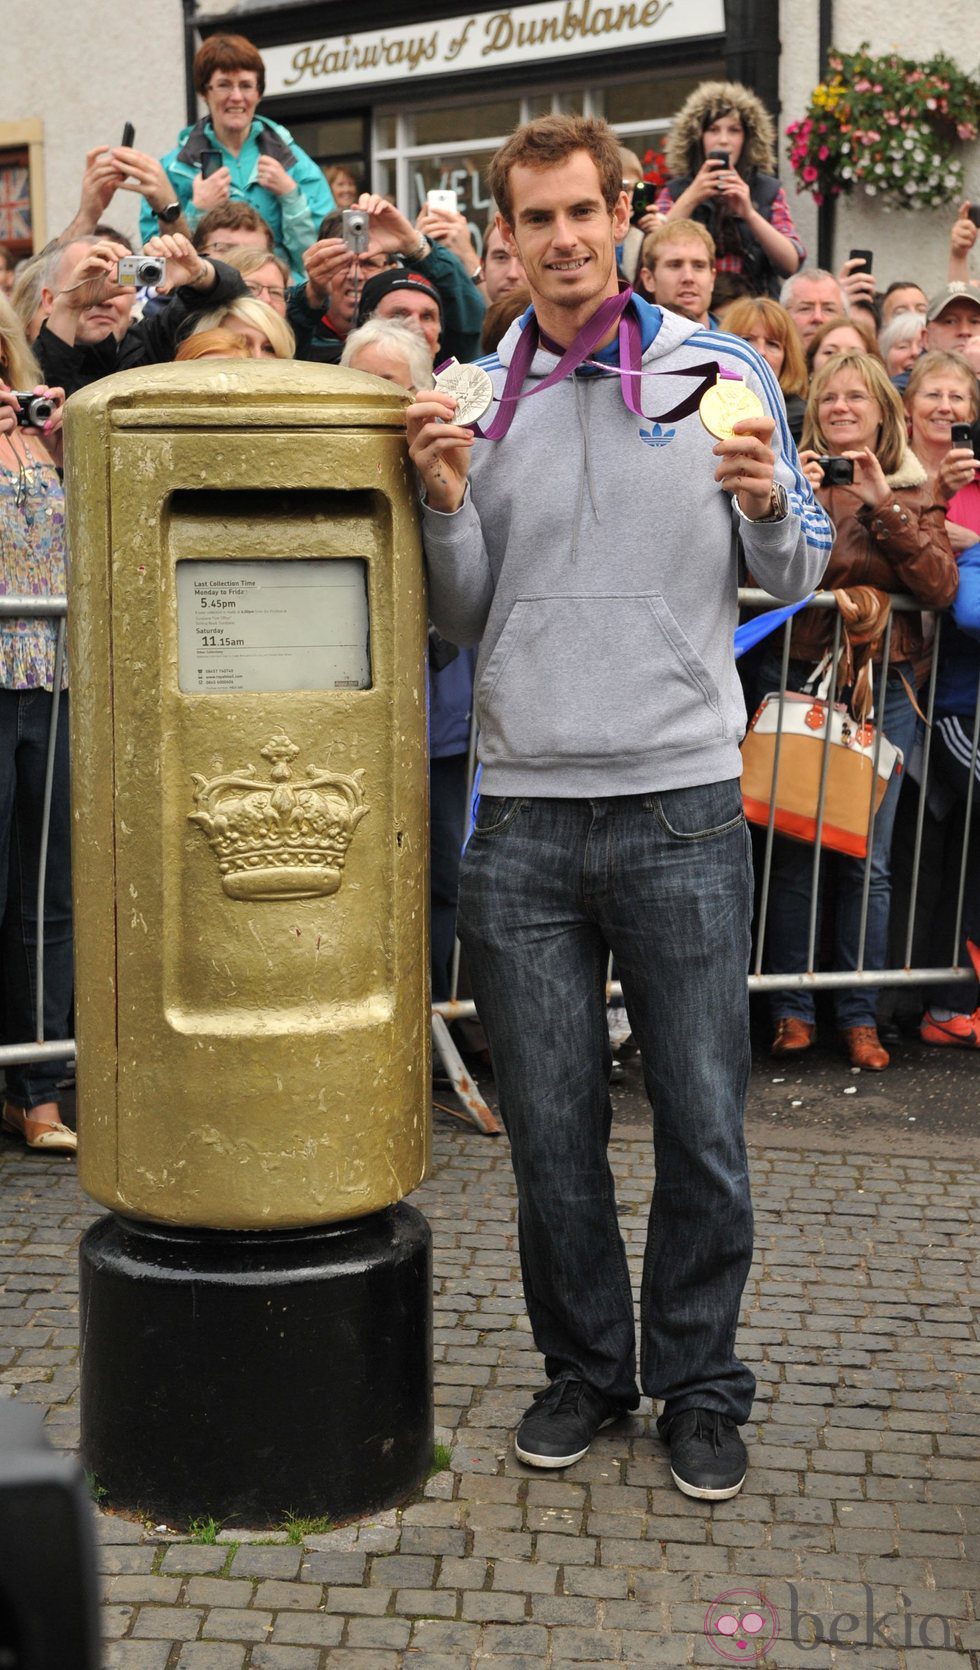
1 44 979 1145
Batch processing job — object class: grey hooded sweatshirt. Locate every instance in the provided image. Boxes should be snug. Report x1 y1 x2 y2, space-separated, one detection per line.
422 301 832 798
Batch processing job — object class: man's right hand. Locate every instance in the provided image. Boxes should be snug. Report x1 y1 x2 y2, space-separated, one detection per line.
191 166 231 211
406 390 474 514
55 240 132 312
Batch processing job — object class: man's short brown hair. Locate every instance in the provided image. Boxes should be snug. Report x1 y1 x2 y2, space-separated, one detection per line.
194 33 265 98
191 203 274 253
487 115 623 226
641 219 716 273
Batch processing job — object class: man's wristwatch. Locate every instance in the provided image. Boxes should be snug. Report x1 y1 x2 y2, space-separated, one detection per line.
156 202 182 224
408 233 430 263
739 483 789 523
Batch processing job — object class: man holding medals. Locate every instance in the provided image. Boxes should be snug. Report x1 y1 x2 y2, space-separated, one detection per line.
407 116 831 1500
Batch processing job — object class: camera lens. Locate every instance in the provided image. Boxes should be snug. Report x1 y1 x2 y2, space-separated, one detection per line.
139 260 164 286
27 397 55 426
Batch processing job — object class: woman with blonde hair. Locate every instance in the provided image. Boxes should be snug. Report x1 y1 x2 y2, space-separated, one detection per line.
759 351 958 1071
722 294 808 440
0 294 74 1150
174 327 251 361
184 294 295 358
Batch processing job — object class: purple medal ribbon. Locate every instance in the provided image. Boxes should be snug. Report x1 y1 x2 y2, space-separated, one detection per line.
467 287 740 442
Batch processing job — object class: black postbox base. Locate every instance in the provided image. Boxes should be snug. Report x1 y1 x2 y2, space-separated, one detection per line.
79 1204 433 1528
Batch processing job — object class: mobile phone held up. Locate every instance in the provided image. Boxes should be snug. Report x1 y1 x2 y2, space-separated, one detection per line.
120 122 135 150
849 248 873 273
631 181 654 219
341 208 370 255
426 188 458 215
951 422 980 459
966 204 980 230
200 149 224 180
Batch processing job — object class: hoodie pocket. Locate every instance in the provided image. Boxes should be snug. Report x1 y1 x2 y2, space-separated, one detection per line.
477 595 729 766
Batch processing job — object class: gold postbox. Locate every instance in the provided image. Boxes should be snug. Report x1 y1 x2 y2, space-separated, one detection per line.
66 363 430 1231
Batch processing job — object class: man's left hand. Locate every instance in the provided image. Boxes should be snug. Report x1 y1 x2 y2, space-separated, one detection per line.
714 415 778 519
357 193 420 258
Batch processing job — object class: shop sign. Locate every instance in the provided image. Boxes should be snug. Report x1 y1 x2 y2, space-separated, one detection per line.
263 0 726 96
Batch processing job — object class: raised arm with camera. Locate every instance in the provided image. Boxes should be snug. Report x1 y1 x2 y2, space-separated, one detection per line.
36 234 247 396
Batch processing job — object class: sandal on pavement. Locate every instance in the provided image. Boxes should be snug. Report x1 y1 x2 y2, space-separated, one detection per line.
2 1102 77 1154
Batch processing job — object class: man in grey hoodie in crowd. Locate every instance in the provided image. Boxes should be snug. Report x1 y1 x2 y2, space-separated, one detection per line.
407 115 831 1500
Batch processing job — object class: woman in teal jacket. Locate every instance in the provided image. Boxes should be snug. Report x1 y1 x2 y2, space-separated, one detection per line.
141 33 333 281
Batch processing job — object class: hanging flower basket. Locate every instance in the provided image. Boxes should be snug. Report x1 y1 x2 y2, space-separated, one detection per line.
786 45 980 211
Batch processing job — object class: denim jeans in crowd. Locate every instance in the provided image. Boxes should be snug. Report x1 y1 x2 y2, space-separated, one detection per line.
761 658 919 1029
457 782 756 1425
0 689 73 1109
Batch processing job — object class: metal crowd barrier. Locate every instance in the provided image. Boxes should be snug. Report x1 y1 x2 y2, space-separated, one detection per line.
3 593 975 1139
433 588 980 1133
0 595 74 1077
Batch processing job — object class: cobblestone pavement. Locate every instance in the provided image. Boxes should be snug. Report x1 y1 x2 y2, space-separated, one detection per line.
0 1040 977 1668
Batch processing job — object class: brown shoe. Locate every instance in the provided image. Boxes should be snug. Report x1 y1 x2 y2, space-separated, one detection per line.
771 1018 815 1057
840 1026 890 1071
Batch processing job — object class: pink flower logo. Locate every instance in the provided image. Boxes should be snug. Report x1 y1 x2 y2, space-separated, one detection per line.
704 1590 780 1661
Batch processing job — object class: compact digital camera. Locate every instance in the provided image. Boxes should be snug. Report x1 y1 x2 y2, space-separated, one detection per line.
116 256 166 288
341 209 370 255
12 393 55 428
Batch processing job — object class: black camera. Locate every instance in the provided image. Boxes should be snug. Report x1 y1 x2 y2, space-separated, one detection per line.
11 392 55 428
818 456 854 487
966 203 980 230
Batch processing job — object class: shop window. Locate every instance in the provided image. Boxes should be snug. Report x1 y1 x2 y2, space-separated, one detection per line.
288 113 370 199
0 147 32 258
605 67 724 126
412 99 523 147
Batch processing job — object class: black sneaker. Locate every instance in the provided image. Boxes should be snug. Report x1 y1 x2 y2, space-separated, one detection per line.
515 1377 621 1469
659 1408 747 1500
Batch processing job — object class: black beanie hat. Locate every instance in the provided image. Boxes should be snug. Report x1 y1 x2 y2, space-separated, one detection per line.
355 266 443 328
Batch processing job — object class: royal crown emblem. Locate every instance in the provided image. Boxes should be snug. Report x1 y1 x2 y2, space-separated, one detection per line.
189 731 369 902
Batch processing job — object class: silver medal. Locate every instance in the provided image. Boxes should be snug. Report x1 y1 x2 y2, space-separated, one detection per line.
433 357 494 426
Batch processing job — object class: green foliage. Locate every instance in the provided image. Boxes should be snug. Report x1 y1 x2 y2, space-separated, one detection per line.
787 45 980 210
429 1442 453 1476
188 1515 222 1544
281 1511 333 1544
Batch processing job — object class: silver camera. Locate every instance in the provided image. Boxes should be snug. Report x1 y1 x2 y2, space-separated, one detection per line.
341 209 369 255
12 393 55 428
117 255 166 288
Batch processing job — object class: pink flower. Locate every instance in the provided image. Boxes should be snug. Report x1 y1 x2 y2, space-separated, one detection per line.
803 165 819 183
854 78 872 92
813 191 824 205
818 145 830 160
958 122 978 140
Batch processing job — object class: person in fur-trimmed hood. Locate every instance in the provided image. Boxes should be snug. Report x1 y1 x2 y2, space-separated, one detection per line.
656 81 804 306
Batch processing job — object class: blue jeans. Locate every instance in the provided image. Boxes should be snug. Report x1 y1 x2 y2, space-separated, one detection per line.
0 690 73 1109
457 782 756 1424
762 658 919 1029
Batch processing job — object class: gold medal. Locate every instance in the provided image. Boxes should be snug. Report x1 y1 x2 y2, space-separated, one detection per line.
699 374 765 440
